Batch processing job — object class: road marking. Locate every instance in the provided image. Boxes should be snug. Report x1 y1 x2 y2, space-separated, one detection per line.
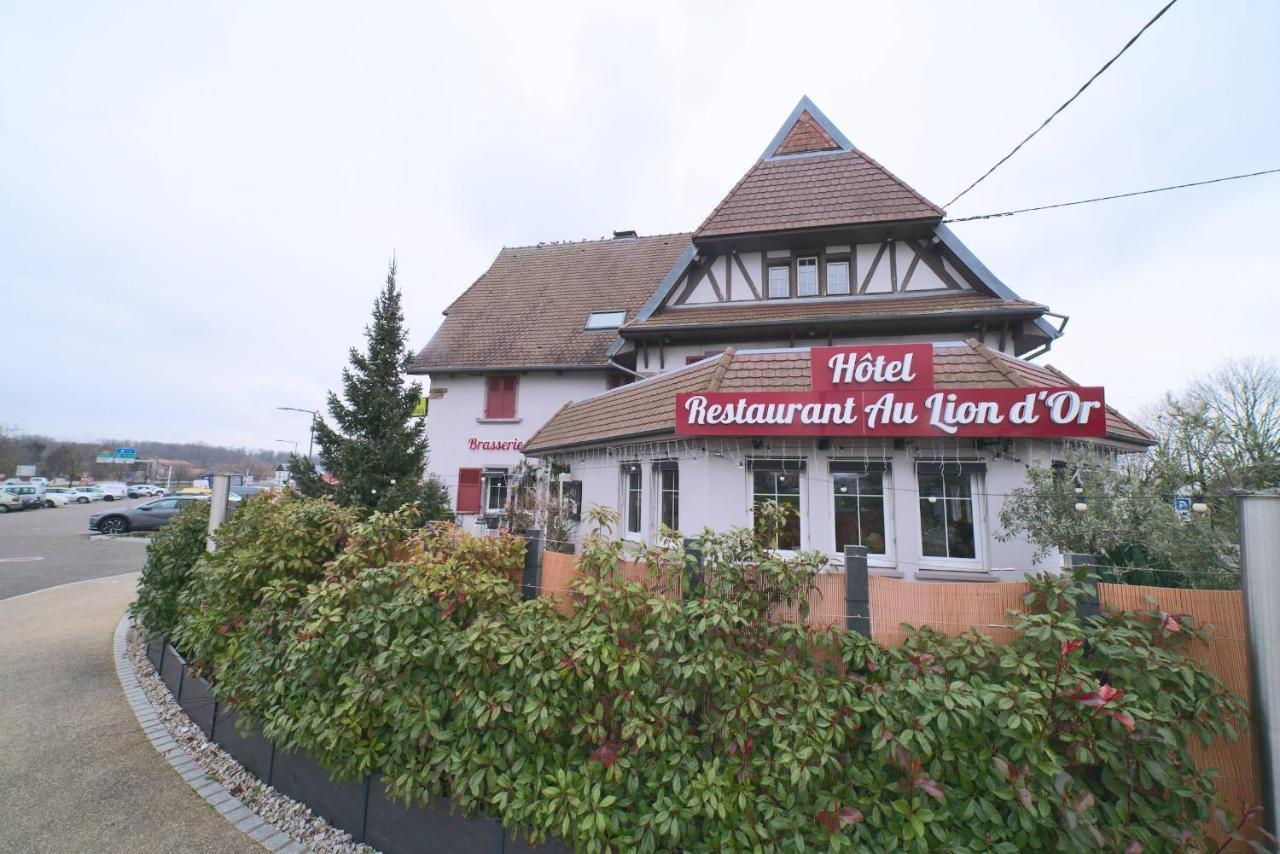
0 556 43 563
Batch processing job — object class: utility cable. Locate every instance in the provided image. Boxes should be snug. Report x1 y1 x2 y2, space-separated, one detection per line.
944 0 1182 208
943 168 1280 223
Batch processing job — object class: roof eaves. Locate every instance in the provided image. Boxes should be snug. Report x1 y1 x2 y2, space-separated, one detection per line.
934 225 1058 339
622 304 1047 336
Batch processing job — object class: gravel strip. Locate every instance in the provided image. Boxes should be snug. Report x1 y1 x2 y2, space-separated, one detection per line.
125 623 374 854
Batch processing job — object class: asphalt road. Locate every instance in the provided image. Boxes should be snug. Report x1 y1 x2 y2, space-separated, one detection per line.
0 497 153 600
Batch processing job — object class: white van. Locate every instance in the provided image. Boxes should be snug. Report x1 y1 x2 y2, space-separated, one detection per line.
95 481 129 501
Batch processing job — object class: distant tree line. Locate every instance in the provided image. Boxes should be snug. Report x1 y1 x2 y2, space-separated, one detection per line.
0 428 290 483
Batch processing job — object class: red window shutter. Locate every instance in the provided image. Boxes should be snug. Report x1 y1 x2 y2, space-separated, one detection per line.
485 375 518 419
457 468 482 513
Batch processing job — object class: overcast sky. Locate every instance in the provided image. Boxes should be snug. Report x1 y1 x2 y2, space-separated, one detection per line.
3 1 1277 452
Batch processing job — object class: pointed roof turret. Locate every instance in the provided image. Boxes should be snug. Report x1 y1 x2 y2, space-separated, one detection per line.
695 96 943 241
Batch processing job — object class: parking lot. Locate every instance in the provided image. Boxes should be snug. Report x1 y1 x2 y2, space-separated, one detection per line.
0 498 154 599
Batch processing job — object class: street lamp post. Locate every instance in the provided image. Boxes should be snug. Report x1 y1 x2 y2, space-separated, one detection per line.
277 406 319 459
274 439 299 455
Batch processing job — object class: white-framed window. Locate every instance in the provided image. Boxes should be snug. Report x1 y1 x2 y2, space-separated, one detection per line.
750 463 803 550
796 256 819 296
831 464 890 557
767 265 790 299
916 464 983 564
585 310 627 330
655 463 679 531
826 260 851 295
621 463 642 535
482 470 508 515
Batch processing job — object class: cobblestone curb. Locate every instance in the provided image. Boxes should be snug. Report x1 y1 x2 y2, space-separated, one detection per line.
112 615 309 853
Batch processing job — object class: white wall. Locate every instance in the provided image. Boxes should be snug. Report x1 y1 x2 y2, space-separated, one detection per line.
635 331 1017 374
425 370 609 523
564 437 1063 580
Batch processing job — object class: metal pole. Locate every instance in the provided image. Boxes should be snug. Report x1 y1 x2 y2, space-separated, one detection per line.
1237 492 1280 836
307 418 314 460
843 544 870 637
207 473 232 553
521 529 544 601
1069 552 1101 621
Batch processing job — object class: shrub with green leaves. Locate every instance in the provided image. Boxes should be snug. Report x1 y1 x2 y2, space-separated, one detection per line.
171 497 1253 852
132 499 209 640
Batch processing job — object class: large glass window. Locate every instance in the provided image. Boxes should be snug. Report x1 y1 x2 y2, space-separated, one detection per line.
826 260 851 295
833 471 887 555
767 265 790 299
796 257 819 296
752 469 801 550
658 466 679 531
623 465 642 534
918 470 977 560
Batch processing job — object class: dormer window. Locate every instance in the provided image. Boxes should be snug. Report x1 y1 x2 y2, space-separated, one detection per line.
767 265 790 299
585 310 627 330
796 257 819 296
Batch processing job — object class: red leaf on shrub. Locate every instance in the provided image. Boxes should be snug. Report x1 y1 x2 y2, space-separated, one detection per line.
913 774 945 799
1075 791 1095 812
1160 613 1181 633
1060 638 1084 656
591 741 620 768
1071 684 1123 707
817 810 839 833
837 806 864 826
1242 803 1264 822
1101 709 1135 732
992 756 1011 779
909 653 935 668
1124 840 1143 854
1017 788 1034 809
558 655 576 670
217 622 233 636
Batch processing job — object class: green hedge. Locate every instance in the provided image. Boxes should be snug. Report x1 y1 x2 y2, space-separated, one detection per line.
147 495 1253 852
132 499 209 641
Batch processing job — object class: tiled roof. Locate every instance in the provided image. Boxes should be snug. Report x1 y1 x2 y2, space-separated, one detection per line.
411 234 691 371
775 111 840 155
695 150 943 240
624 292 1046 332
523 340 1153 452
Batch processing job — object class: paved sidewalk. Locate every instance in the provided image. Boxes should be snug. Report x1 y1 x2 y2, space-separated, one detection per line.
0 574 258 853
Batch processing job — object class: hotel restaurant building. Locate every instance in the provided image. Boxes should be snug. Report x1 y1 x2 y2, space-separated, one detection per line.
411 97 1151 580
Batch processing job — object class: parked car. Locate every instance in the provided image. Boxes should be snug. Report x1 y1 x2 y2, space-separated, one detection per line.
3 485 43 510
45 486 86 503
71 486 104 502
127 483 165 498
0 491 22 513
95 481 129 501
43 491 70 508
89 493 241 535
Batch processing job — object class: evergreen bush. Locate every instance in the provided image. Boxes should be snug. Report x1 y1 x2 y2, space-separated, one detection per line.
152 496 1254 852
132 499 209 640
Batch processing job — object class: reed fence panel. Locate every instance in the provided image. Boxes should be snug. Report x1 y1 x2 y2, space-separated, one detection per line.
1098 583 1260 839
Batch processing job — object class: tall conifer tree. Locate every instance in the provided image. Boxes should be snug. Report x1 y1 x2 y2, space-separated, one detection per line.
292 260 446 518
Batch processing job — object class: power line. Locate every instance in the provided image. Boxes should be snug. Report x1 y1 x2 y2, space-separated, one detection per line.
942 168 1280 223
944 0 1182 208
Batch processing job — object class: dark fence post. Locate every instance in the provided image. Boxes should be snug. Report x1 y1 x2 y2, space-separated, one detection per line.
682 537 704 597
1069 552 1101 621
843 545 870 637
522 529 543 601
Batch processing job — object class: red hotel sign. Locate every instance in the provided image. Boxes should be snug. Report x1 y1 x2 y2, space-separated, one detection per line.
676 344 1106 439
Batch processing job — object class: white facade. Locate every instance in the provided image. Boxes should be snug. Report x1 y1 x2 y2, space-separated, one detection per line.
562 436 1063 581
425 370 613 525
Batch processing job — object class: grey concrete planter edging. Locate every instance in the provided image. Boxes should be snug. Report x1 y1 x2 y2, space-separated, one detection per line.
114 618 303 852
132 628 571 853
